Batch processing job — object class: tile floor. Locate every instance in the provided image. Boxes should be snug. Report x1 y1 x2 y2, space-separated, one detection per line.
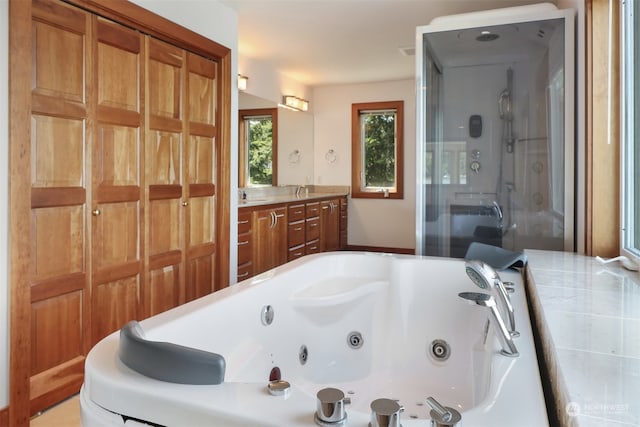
30 395 80 427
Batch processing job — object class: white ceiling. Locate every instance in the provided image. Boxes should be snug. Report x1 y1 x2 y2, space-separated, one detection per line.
223 0 556 87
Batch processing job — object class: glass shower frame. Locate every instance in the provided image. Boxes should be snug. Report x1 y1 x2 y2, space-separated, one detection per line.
414 4 575 257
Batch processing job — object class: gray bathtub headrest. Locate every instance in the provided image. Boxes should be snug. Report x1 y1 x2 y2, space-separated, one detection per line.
118 320 225 385
464 242 527 270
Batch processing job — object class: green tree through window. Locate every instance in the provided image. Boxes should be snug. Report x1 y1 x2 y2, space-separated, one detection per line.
351 101 404 199
239 108 277 187
247 116 273 185
363 112 396 187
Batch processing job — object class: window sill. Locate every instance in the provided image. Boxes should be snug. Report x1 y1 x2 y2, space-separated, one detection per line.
351 191 403 200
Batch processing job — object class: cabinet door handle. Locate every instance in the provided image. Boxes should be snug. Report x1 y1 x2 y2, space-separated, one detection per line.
270 211 276 228
294 227 303 231
309 223 318 228
182 201 189 207
238 240 249 246
238 271 249 278
238 219 249 225
92 209 101 216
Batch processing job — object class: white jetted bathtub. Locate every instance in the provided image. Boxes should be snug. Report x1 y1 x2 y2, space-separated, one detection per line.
80 252 548 426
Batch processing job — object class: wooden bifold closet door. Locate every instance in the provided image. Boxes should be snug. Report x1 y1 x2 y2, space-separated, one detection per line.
20 0 229 418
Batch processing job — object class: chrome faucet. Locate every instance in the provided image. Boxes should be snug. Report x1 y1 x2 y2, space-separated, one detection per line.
295 185 306 198
464 259 519 337
458 292 519 357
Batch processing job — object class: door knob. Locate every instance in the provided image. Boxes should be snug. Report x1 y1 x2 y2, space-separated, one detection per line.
92 209 101 216
182 201 189 207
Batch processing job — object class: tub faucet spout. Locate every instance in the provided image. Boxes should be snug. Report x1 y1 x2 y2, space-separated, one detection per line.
458 292 519 357
465 260 518 337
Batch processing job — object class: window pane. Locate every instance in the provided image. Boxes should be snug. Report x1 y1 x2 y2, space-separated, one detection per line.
246 116 273 186
361 111 396 188
634 4 640 253
624 1 640 255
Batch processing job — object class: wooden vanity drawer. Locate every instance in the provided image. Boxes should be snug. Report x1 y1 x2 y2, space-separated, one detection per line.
237 233 252 265
306 202 320 218
288 203 306 222
288 220 305 247
237 262 253 281
306 239 321 254
306 217 320 240
238 211 251 234
288 244 305 261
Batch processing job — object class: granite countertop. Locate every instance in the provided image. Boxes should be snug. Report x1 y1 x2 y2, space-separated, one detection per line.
238 190 349 208
525 249 640 427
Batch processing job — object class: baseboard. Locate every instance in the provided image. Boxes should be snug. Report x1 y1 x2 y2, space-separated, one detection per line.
0 405 8 427
344 245 415 255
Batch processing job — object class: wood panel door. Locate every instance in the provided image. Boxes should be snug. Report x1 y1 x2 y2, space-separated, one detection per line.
29 0 91 412
146 38 186 316
91 18 145 345
184 53 218 300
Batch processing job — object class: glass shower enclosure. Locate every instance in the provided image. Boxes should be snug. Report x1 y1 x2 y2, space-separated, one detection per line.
415 4 575 258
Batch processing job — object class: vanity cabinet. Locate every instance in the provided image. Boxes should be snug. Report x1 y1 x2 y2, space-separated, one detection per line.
288 203 306 261
306 202 321 255
253 206 288 275
321 199 341 252
237 211 253 280
238 196 347 280
340 197 348 248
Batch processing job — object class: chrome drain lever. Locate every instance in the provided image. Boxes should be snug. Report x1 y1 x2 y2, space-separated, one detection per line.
426 396 461 427
314 388 350 426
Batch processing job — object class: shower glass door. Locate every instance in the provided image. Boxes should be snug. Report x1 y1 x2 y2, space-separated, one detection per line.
415 4 575 257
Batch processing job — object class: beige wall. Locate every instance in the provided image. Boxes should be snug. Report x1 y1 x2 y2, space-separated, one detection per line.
313 79 416 250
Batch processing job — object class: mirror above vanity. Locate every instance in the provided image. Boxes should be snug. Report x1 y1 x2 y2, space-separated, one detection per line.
239 92 314 187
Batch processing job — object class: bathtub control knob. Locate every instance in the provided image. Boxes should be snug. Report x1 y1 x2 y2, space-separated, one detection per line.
426 396 461 427
267 380 290 397
315 387 348 426
369 398 403 427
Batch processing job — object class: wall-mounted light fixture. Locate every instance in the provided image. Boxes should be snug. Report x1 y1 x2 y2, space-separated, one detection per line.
237 74 248 91
282 95 309 112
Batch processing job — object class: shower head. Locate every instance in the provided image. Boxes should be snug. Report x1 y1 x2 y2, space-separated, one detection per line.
458 291 495 307
465 259 500 290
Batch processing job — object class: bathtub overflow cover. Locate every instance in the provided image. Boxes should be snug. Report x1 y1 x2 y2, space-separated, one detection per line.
261 305 274 326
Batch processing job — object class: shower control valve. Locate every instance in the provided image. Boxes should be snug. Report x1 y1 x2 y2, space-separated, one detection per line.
469 160 481 174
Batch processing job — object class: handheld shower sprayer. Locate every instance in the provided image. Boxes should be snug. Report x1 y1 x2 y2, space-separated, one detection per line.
464 260 519 337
